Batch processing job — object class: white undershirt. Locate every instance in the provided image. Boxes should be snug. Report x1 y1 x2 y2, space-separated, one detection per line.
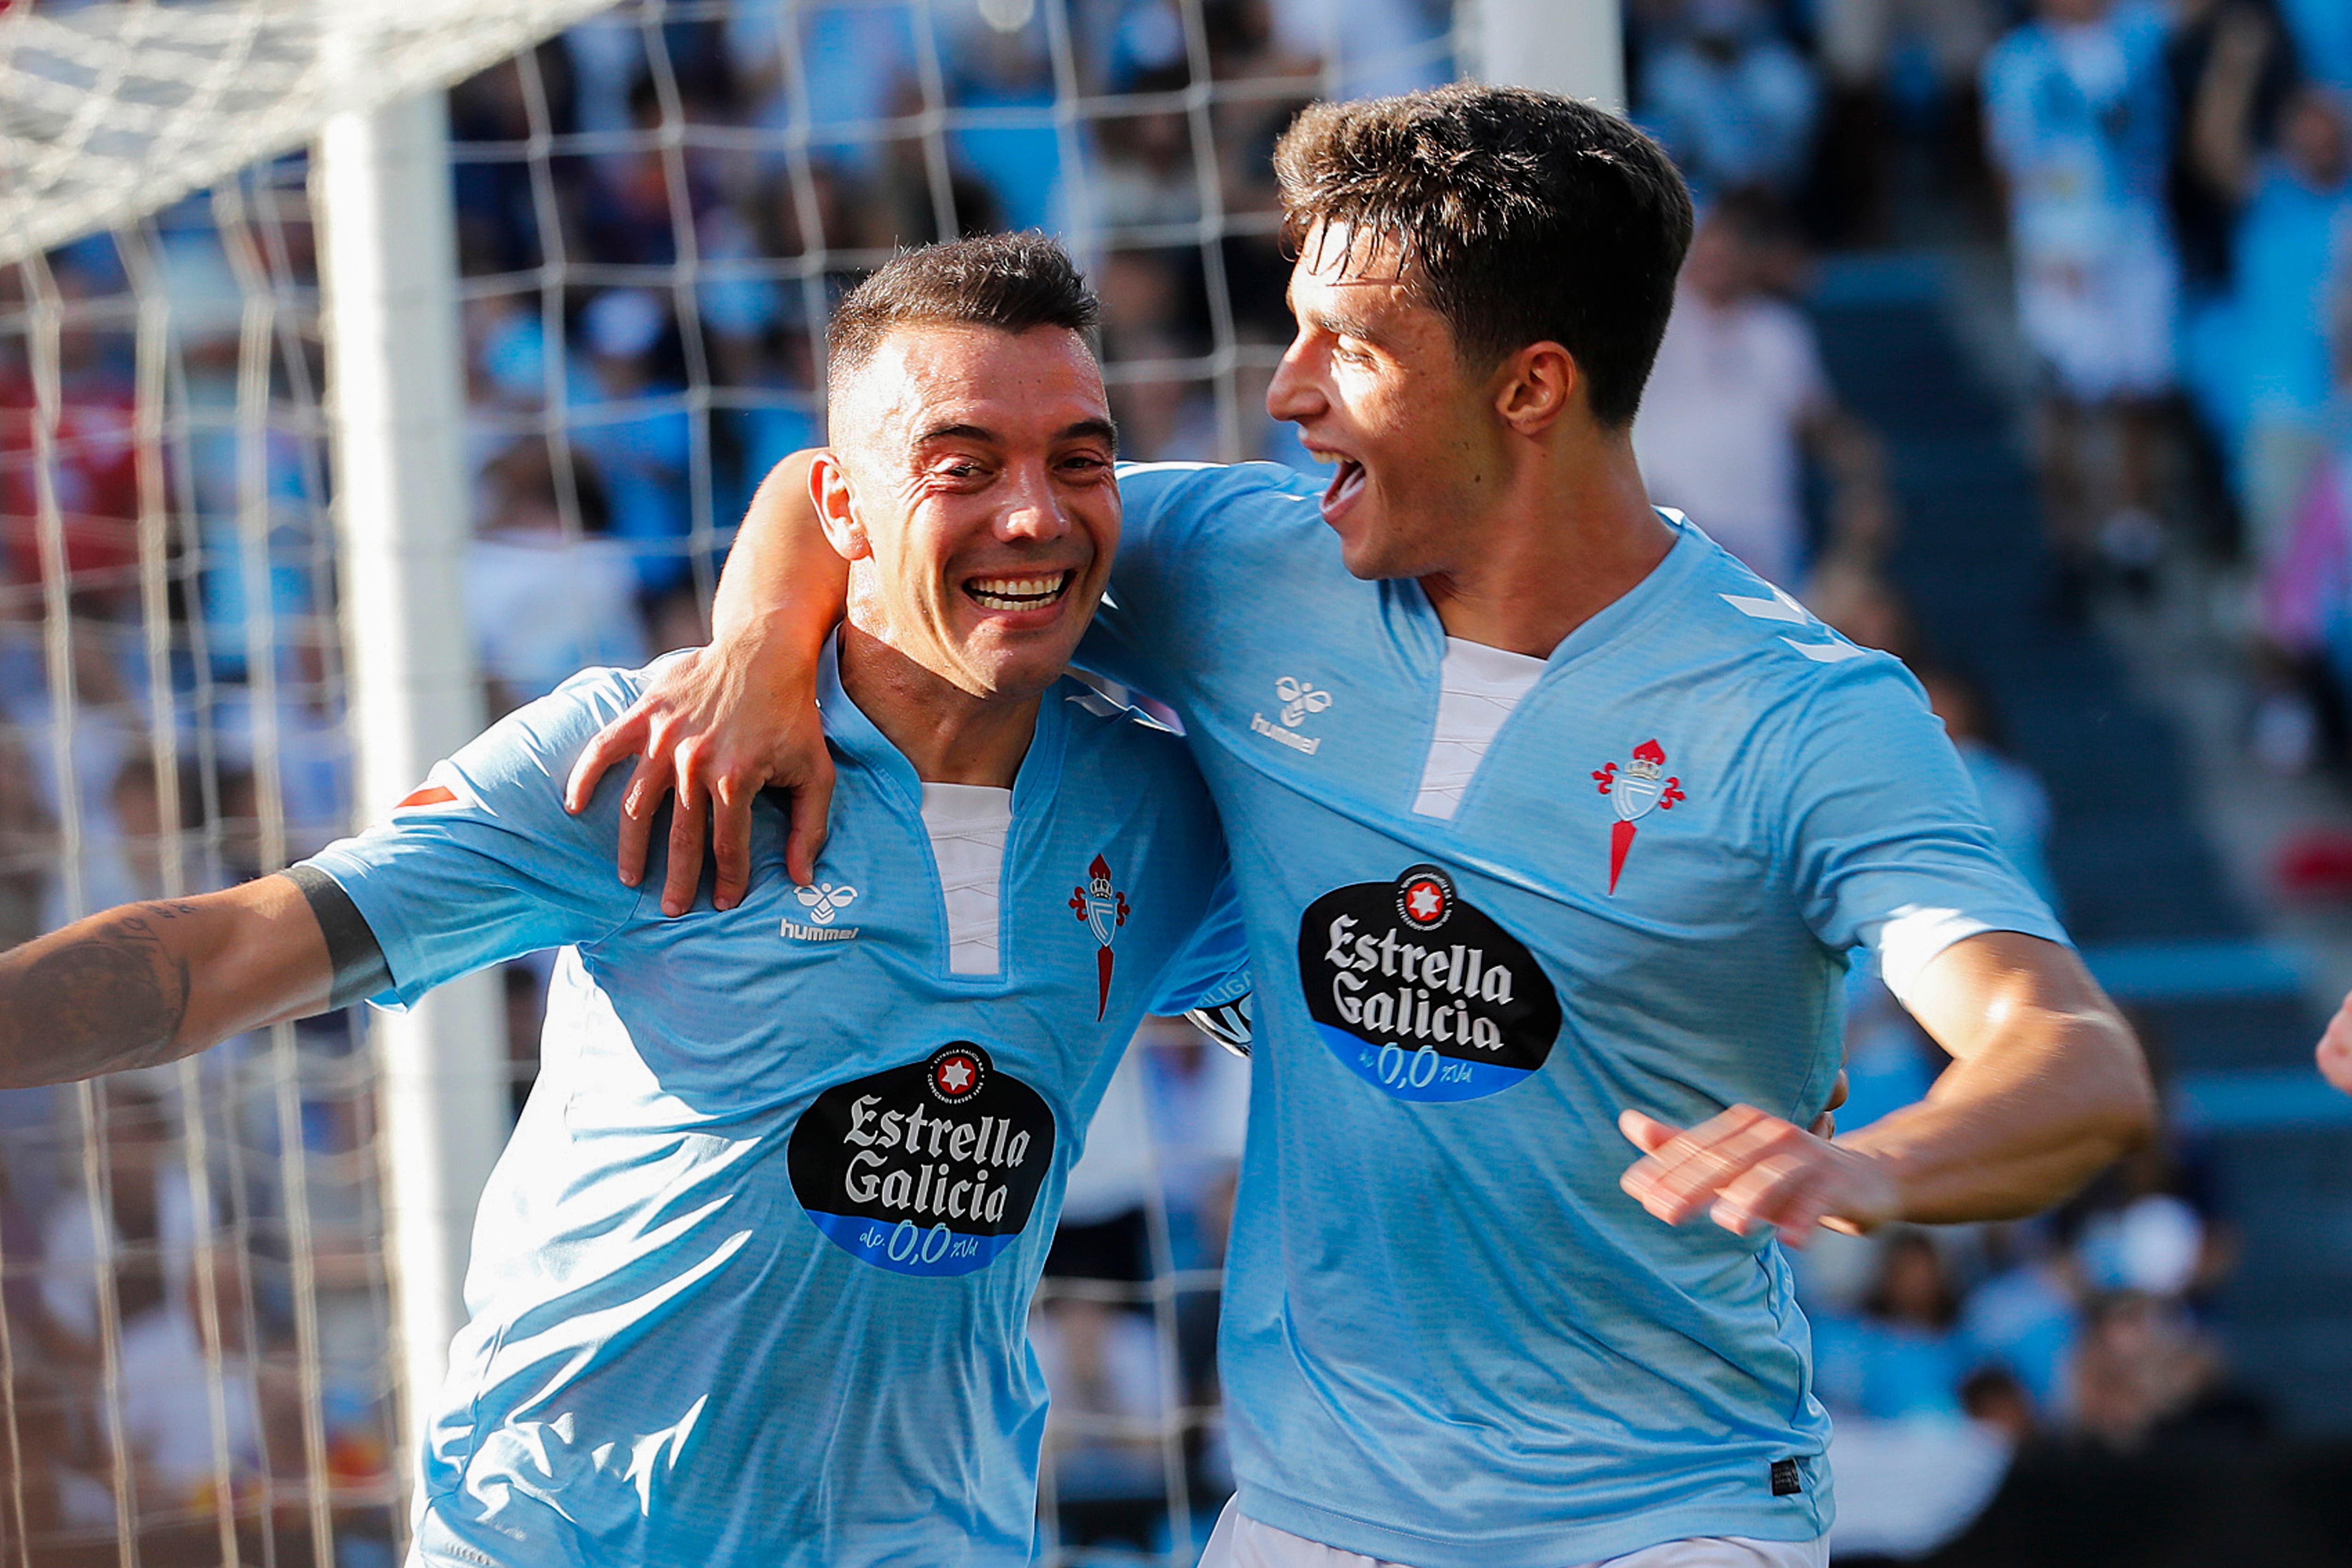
1411 638 1548 820
920 782 1013 975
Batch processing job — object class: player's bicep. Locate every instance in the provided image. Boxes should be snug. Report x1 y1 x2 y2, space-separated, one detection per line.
1897 929 2111 1065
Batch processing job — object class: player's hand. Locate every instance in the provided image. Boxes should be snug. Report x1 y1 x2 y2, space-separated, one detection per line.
1617 1103 1899 1247
563 641 834 915
2319 991 2352 1095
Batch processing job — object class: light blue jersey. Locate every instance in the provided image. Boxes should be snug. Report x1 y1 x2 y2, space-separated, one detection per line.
1083 462 2069 1568
305 650 1244 1568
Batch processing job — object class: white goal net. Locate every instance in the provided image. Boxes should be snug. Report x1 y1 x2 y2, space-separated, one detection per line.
0 0 1470 1560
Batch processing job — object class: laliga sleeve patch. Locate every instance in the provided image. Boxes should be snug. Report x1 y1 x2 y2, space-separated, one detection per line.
787 1043 1056 1276
1297 865 1561 1101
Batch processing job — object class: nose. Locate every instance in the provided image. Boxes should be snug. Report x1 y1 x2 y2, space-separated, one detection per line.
996 459 1071 543
1265 332 1325 427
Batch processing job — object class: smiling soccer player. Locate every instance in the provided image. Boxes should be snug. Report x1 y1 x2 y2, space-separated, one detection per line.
572 87 2155 1568
0 231 1248 1568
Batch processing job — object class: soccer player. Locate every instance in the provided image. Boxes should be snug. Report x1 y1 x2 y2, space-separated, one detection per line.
0 232 1249 1567
571 89 2156 1568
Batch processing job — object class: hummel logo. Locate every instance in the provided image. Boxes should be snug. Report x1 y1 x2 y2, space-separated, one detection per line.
795 882 859 924
783 880 862 944
1251 676 1331 756
1275 676 1332 728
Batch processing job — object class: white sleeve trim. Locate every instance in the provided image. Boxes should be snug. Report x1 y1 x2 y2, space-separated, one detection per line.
1875 904 1994 1008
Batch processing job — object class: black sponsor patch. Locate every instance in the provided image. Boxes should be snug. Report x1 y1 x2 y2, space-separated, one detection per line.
787 1043 1055 1276
1297 865 1561 1101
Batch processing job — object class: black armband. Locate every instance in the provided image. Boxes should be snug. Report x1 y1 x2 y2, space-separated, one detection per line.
283 863 393 1009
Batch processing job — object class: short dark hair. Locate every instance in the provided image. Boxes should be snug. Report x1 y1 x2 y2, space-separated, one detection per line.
1273 85 1693 427
826 231 1100 393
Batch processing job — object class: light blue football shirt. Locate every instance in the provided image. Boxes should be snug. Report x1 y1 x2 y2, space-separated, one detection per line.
1082 461 2069 1568
304 649 1244 1568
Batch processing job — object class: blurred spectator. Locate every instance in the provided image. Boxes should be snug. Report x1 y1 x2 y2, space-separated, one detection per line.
2168 0 2302 303
2066 1290 2247 1449
569 289 697 611
0 258 141 621
1960 1363 2039 1442
1814 1229 1971 1422
1637 0 1823 200
1917 663 2061 909
1809 0 2000 245
38 1082 216 1358
1983 0 2179 604
111 1247 270 1523
2208 80 2352 556
465 442 648 716
1636 190 1894 589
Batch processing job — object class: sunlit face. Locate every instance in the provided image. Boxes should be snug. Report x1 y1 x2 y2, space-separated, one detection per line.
1264 225 1515 581
824 323 1120 701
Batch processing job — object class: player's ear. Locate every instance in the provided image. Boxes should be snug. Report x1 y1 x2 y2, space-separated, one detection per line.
811 451 871 562
1493 341 1576 436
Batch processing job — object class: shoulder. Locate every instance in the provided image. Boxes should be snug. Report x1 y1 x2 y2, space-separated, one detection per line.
1676 544 1916 701
1116 459 1321 523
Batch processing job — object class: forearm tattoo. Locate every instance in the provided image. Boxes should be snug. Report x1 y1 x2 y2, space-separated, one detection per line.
7 902 201 1083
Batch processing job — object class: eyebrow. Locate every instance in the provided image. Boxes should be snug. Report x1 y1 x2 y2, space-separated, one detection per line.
914 418 1119 448
1283 286 1387 348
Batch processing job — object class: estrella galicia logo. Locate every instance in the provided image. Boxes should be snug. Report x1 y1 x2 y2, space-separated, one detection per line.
1297 865 1561 1102
787 1042 1055 1276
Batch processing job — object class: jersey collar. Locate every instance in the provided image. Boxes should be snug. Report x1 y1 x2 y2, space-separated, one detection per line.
816 633 1070 819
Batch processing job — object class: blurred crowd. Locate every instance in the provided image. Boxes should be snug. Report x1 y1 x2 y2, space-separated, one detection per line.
6 0 2352 1557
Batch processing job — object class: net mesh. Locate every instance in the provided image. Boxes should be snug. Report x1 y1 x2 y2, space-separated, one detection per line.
4 0 1462 1560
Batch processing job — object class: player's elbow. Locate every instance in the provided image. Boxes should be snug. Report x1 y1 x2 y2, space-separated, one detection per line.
2075 1009 2161 1164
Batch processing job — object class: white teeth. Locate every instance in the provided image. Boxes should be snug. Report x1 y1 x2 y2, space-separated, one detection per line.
967 571 1071 610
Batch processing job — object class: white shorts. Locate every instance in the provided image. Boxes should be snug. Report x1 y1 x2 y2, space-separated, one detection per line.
1199 1503 1829 1568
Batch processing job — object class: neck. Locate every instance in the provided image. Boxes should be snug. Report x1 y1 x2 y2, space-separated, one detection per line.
835 623 1041 788
1417 426 1674 657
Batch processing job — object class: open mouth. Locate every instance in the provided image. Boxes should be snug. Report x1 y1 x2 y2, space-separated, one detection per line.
964 570 1074 612
1323 458 1366 513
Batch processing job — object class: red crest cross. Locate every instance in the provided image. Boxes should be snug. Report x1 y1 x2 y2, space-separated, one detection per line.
1591 739 1686 894
1070 853 1130 1019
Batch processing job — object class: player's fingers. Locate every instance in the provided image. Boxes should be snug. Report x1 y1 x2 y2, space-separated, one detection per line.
1810 1109 1837 1139
711 778 755 912
1617 1109 1681 1156
1709 1152 1823 1237
615 754 674 888
564 702 654 814
1824 1069 1850 1114
661 788 709 917
783 753 836 889
1619 1106 1764 1221
1635 1107 1793 1217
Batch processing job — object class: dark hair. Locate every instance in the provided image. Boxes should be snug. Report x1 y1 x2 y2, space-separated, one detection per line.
827 231 1100 393
1272 85 1693 427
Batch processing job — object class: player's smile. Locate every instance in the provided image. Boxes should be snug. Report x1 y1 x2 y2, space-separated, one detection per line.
1316 453 1367 525
961 567 1075 617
